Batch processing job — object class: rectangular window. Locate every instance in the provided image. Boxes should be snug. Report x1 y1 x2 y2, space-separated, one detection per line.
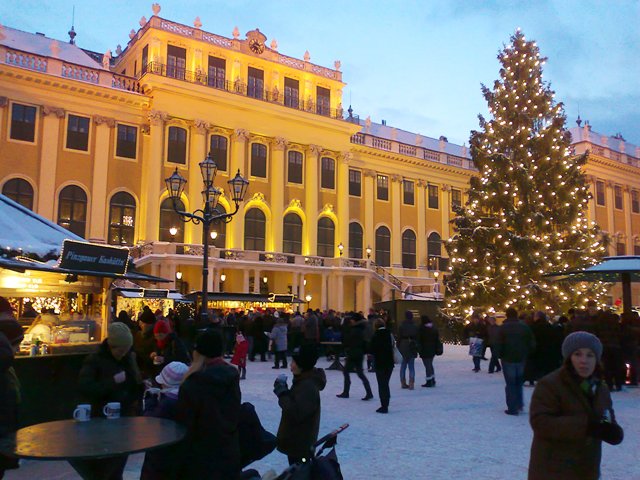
248 67 264 99
66 114 90 151
316 86 330 115
616 242 626 256
167 45 186 80
428 184 439 209
321 157 335 190
284 77 299 108
116 124 137 159
403 180 414 205
635 245 640 255
614 185 623 210
251 143 267 178
208 56 226 89
596 181 605 206
210 135 228 171
632 191 639 213
377 175 389 201
287 151 303 184
167 126 187 164
451 188 462 209
10 103 36 142
141 45 148 74
349 169 361 197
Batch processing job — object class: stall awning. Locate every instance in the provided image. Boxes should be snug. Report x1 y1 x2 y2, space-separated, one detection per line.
0 257 171 283
115 288 184 300
185 292 304 304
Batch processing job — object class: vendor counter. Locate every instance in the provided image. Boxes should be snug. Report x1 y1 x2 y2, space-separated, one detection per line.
14 349 97 427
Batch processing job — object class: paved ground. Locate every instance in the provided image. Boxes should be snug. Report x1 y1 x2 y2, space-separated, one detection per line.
5 345 640 479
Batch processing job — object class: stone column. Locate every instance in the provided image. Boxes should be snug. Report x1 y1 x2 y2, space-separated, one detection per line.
363 274 372 313
416 179 427 270
337 152 351 254
213 268 220 293
242 268 250 293
88 116 115 242
38 106 65 219
335 273 344 312
305 145 321 255
253 270 261 294
188 119 210 245
441 184 451 241
606 181 616 255
141 110 168 242
228 129 249 249
320 273 328 310
391 175 402 268
586 175 597 225
624 186 632 254
271 137 287 252
298 275 305 305
363 169 376 253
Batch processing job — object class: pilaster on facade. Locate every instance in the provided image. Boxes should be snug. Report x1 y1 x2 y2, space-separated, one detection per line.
228 129 249 249
336 151 351 253
416 179 427 270
37 107 64 219
624 185 633 255
305 145 321 255
390 174 402 268
363 169 376 252
270 136 287 252
188 120 208 245
88 118 115 243
141 109 169 242
606 180 616 254
440 183 451 241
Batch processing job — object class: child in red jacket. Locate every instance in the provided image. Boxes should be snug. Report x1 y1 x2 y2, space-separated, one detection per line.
231 332 249 379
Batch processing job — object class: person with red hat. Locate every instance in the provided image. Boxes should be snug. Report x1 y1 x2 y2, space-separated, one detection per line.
150 317 190 374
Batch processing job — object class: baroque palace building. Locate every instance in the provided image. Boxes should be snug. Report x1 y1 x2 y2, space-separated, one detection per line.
1 9 639 312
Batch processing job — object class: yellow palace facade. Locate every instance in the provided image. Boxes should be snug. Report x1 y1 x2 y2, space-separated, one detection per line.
1 11 639 312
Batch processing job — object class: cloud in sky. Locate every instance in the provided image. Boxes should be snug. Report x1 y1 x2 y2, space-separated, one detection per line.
1 0 637 144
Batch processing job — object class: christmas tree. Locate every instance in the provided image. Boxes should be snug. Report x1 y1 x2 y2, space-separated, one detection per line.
444 30 607 317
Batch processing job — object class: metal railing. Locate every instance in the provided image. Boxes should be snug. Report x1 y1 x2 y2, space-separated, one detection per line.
142 62 355 122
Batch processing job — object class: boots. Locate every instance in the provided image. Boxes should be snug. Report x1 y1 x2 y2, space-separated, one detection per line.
409 381 414 390
422 377 435 388
401 380 409 389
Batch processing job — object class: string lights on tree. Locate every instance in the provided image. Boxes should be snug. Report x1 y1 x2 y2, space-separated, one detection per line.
444 30 608 317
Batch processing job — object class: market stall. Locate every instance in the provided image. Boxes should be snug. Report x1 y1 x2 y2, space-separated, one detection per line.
184 291 304 312
113 286 187 319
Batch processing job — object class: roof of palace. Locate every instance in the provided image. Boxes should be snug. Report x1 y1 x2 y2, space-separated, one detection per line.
0 25 103 70
569 126 640 159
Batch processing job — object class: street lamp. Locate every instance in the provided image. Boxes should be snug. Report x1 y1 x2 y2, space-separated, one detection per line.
305 294 312 309
165 153 249 322
338 242 344 257
433 270 440 296
220 273 226 282
366 245 372 259
210 230 218 240
169 226 178 237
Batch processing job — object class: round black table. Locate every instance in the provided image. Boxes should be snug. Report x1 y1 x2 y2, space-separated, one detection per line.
0 417 186 460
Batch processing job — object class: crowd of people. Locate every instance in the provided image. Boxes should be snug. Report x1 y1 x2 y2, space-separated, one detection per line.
0 297 636 479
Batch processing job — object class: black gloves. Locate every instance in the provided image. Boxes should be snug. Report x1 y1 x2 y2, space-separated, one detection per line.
273 375 289 397
587 419 624 445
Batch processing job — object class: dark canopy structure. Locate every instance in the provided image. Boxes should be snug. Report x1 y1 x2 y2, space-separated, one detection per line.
546 256 640 314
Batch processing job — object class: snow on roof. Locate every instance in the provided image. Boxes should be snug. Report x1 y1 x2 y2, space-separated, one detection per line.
0 194 84 258
0 25 103 70
569 126 640 159
357 119 470 158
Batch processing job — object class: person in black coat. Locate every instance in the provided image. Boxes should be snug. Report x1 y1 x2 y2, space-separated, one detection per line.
368 318 394 413
177 329 242 480
273 344 326 464
72 323 143 480
418 315 441 387
336 312 373 400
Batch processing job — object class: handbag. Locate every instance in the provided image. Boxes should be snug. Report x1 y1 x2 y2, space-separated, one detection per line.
435 340 444 356
391 335 401 364
468 337 484 357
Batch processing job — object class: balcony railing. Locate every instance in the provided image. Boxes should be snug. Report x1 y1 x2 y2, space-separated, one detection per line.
2 47 144 94
142 62 355 122
351 131 477 171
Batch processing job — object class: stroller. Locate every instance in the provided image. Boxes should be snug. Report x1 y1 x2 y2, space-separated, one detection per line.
274 423 349 480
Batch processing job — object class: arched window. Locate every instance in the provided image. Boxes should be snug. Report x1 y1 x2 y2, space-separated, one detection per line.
375 226 391 267
57 185 87 238
159 197 185 242
402 229 417 269
244 208 266 251
317 217 335 257
349 222 363 259
283 212 302 254
210 135 228 171
2 178 34 210
427 232 442 270
108 192 136 245
211 203 226 249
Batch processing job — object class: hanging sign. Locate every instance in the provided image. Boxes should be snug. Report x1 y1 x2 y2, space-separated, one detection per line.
59 240 130 275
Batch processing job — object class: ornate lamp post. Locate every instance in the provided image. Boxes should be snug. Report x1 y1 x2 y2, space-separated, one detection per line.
338 242 344 257
366 245 372 259
165 153 249 322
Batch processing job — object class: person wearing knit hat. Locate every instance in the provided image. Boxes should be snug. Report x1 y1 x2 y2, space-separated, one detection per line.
528 330 623 479
273 343 326 465
141 361 189 479
149 319 190 374
176 328 242 479
73 322 143 479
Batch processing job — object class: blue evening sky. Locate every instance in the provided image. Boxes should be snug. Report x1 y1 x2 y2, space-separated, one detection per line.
2 0 638 146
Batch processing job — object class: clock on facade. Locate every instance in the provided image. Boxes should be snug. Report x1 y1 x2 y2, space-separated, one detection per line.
249 39 265 54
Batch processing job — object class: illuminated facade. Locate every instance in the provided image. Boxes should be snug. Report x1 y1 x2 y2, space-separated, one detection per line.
0 11 638 311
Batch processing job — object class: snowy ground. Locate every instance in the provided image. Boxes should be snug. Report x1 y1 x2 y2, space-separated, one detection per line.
6 345 640 479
